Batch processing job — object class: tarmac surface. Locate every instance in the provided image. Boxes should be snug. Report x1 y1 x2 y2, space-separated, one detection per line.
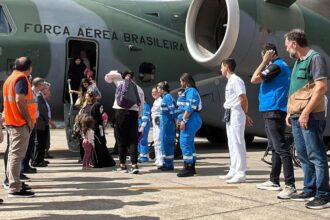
0 129 330 220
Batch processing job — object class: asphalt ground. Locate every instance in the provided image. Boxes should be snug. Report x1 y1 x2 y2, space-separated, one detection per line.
0 129 329 220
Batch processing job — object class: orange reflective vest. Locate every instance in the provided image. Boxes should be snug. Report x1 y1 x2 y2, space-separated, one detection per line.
3 70 37 126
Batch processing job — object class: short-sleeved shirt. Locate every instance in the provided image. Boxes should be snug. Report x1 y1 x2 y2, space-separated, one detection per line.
15 77 28 95
223 74 246 111
288 50 328 119
304 50 328 81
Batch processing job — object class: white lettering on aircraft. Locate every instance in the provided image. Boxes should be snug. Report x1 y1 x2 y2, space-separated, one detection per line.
24 23 185 51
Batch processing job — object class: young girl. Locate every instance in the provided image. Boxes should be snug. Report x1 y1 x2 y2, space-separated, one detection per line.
80 115 95 170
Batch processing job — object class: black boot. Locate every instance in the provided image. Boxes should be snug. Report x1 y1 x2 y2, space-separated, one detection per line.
177 163 194 177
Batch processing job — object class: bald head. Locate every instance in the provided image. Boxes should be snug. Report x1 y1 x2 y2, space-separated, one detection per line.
14 57 32 72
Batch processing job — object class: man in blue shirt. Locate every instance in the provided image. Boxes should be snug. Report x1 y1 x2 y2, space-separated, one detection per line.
251 43 296 199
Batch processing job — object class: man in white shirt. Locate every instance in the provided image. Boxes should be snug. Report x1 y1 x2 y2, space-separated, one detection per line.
220 58 252 183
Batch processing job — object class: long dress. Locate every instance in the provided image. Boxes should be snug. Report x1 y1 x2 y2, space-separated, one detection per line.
67 59 86 102
90 102 116 167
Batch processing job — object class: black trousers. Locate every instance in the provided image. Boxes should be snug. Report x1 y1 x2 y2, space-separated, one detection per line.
4 130 9 183
115 109 138 165
45 126 50 154
264 111 295 186
33 127 49 165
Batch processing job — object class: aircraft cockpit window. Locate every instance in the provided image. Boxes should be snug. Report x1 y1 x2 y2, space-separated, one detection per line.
139 62 155 83
0 6 11 33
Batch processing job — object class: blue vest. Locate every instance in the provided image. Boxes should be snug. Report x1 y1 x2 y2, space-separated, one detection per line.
258 58 291 112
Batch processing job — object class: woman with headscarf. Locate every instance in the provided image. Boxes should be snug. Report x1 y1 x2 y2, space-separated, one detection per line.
68 57 86 102
90 94 116 168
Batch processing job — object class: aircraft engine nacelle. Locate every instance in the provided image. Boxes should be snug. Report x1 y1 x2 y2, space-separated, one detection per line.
185 0 240 70
185 0 330 71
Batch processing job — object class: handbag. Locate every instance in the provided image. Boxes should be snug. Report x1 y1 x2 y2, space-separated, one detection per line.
223 108 231 123
288 82 324 114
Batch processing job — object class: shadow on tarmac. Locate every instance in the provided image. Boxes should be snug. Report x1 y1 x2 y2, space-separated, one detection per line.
21 214 160 220
0 176 159 217
17 214 159 220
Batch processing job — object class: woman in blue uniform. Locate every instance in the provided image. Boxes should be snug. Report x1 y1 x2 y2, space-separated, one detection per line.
138 101 151 163
177 73 202 177
157 81 177 171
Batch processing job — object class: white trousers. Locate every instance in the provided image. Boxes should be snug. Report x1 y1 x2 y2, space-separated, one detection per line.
226 108 247 177
152 118 162 166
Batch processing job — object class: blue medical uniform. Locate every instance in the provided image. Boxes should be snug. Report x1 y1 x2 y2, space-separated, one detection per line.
160 92 177 168
177 87 202 164
138 102 151 162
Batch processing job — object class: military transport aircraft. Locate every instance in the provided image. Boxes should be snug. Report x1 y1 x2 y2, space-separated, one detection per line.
0 0 329 148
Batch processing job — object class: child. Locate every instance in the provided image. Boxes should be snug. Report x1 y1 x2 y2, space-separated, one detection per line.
100 105 109 129
80 115 95 170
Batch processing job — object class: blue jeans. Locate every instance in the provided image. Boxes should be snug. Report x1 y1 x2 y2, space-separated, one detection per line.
291 117 330 198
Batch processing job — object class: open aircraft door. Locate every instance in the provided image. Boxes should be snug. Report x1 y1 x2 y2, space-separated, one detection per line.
63 38 99 150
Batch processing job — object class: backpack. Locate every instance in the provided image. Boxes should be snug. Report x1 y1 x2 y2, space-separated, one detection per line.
116 79 141 109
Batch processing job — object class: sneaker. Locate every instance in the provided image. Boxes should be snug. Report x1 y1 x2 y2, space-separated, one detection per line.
22 183 32 191
129 165 139 174
277 185 296 199
226 176 246 184
117 165 128 173
219 173 235 180
8 189 35 198
20 173 31 182
256 180 281 191
32 161 47 167
290 192 315 202
305 197 330 210
22 167 37 174
2 182 9 190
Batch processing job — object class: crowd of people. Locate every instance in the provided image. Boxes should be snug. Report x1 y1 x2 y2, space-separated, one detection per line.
1 57 55 199
0 29 329 210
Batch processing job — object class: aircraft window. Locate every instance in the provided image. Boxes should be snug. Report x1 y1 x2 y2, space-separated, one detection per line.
139 62 155 83
145 12 159 18
0 6 11 33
